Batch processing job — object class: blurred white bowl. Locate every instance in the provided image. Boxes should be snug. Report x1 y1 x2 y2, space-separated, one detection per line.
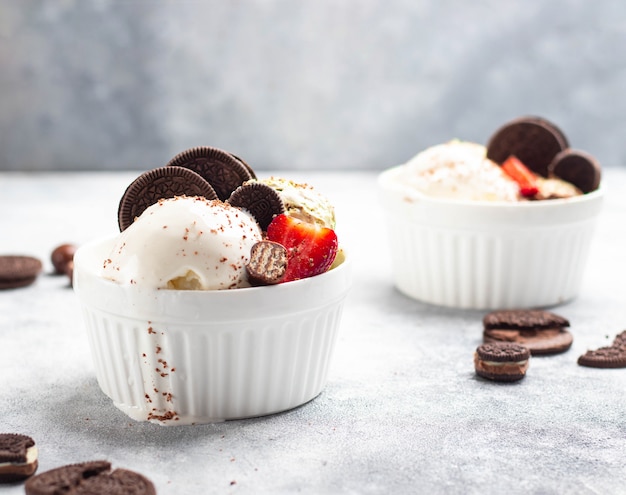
379 165 604 309
73 237 351 425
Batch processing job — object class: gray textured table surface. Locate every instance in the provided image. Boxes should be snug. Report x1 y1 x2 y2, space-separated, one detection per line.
1 170 626 495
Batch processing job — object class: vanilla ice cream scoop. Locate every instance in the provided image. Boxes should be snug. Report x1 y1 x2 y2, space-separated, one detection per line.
102 196 262 290
402 140 520 202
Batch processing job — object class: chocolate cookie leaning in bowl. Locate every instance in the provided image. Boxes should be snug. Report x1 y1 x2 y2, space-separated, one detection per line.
486 116 569 177
482 309 573 356
549 149 601 194
117 166 218 231
166 146 254 201
227 182 285 231
25 460 155 495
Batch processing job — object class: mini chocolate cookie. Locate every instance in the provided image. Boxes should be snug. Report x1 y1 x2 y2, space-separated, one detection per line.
227 182 285 231
548 149 601 194
486 116 569 177
0 433 38 483
166 146 253 201
117 166 217 231
482 309 573 355
246 241 288 285
474 343 530 382
0 255 43 290
25 460 155 495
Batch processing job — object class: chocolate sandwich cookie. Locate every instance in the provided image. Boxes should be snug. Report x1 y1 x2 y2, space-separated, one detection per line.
246 241 288 285
227 182 285 231
25 460 155 495
486 116 569 177
228 152 257 179
578 330 626 368
166 146 253 201
548 149 601 193
474 343 530 382
482 309 573 356
118 166 218 231
0 433 38 483
0 255 43 290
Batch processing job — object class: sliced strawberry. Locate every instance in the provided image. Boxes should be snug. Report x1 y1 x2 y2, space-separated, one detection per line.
266 214 338 282
501 155 539 197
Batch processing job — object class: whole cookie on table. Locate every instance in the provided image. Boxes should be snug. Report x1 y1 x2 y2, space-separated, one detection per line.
0 433 38 483
482 309 573 356
25 460 155 495
117 165 218 231
474 342 530 382
0 255 43 290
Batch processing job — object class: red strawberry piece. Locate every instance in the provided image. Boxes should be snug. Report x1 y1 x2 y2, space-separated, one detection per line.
266 214 338 282
501 155 539 197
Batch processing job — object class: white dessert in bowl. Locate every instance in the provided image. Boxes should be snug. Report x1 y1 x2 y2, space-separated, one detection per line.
378 140 603 309
73 154 350 425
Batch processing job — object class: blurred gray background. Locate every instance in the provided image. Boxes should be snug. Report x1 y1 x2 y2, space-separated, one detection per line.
1 0 624 171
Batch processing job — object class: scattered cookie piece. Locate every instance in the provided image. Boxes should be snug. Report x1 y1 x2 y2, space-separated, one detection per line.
228 182 285 231
483 309 573 356
486 116 569 177
548 149 601 194
25 460 156 495
578 330 626 368
0 433 38 483
51 243 77 275
117 166 217 231
246 241 288 285
0 256 43 290
166 146 253 201
474 343 530 382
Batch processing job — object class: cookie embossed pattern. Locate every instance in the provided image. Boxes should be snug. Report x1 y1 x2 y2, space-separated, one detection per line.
378 116 603 309
73 147 351 425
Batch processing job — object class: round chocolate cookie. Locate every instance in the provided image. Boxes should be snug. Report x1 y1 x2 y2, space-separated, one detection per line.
486 116 569 177
0 433 38 483
482 309 572 356
0 255 43 290
246 241 288 285
227 182 285 231
483 309 570 331
578 346 626 369
548 149 601 193
166 146 253 201
228 152 257 179
117 166 217 231
483 328 573 356
25 460 156 495
474 343 530 382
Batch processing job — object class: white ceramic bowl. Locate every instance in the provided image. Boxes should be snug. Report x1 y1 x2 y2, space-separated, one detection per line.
379 165 604 309
73 237 351 425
